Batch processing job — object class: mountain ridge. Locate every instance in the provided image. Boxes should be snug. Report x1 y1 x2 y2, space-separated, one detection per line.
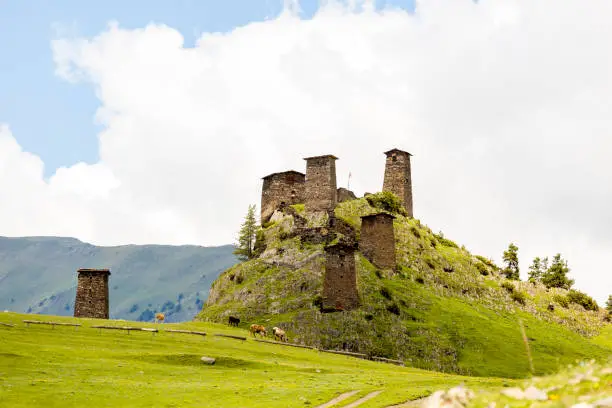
0 235 238 322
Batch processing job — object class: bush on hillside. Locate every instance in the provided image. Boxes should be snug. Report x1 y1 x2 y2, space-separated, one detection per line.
475 255 499 270
501 281 515 293
567 290 599 312
511 290 527 305
475 262 489 276
365 191 407 215
380 287 393 300
386 303 401 316
433 232 459 248
553 294 570 308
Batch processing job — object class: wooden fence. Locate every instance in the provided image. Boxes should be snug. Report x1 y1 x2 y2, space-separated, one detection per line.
23 320 81 329
10 319 406 367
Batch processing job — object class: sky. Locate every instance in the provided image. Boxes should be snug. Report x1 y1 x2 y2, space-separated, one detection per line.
0 0 611 304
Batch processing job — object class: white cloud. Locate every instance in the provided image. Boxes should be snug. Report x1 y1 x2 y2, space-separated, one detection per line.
1 0 611 303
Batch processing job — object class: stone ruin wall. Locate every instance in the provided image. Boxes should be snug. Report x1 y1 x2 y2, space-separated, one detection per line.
259 149 409 313
304 155 338 213
74 269 110 319
337 187 356 203
359 213 396 270
260 171 305 224
383 149 413 217
322 243 360 311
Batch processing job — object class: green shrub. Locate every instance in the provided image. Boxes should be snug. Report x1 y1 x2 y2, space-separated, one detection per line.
386 303 400 316
410 226 421 239
501 281 515 293
380 287 393 300
253 229 266 257
475 255 498 270
312 295 323 309
553 294 569 308
475 262 489 276
433 232 459 248
365 192 407 215
566 290 599 312
511 290 527 305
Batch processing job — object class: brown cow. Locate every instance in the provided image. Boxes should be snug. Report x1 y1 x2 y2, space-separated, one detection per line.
249 324 267 338
272 327 287 342
155 313 165 323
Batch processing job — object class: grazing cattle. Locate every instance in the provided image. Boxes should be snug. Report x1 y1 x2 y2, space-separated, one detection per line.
228 316 240 327
272 327 287 342
249 324 267 338
155 313 165 323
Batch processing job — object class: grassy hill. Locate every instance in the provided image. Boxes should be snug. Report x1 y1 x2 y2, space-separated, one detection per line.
198 195 611 379
1 312 609 407
0 236 237 322
0 312 510 408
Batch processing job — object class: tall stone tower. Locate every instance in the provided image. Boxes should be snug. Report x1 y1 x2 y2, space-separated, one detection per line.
382 149 413 217
304 155 338 213
260 170 305 224
74 268 111 319
359 213 396 270
322 242 360 312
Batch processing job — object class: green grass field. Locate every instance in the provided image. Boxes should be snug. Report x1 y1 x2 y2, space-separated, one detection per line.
0 312 512 408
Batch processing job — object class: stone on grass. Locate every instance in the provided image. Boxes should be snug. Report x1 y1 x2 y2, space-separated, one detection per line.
523 386 547 401
594 397 612 407
201 356 216 365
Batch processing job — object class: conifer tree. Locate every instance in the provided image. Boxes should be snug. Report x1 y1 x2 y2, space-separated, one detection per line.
233 204 258 261
541 253 574 289
528 257 543 283
605 295 612 314
502 243 520 280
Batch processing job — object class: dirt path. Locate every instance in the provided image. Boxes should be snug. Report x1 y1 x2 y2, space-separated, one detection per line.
342 390 383 407
315 390 360 408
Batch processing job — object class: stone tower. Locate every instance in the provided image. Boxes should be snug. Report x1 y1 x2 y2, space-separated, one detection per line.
322 242 360 312
382 149 413 217
359 213 396 270
260 170 305 224
74 268 111 319
304 155 338 213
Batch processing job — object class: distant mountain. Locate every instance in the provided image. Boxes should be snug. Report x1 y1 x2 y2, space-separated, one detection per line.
0 236 238 322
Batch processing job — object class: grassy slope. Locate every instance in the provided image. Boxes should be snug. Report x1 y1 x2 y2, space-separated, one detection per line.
0 312 509 408
0 236 237 322
198 198 611 379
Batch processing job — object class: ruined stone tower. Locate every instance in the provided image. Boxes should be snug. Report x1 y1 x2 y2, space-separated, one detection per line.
261 170 305 224
382 149 413 217
304 155 338 213
74 268 111 319
322 242 360 311
359 213 396 270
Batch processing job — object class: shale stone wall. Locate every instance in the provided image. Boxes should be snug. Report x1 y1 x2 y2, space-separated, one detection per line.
74 268 110 319
359 213 396 270
261 171 305 224
304 155 338 213
382 149 413 217
337 187 357 203
322 243 360 311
